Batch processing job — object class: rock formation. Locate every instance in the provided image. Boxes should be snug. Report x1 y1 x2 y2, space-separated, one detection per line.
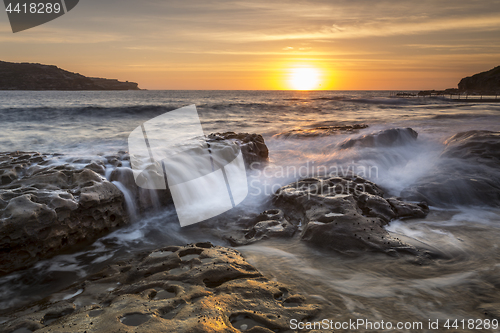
273 176 430 256
0 60 140 90
1 243 320 333
207 132 269 167
109 132 269 215
0 132 270 276
0 152 129 275
225 209 297 246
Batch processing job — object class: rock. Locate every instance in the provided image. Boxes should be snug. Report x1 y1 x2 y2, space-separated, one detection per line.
356 194 428 223
274 124 369 139
108 132 269 214
84 161 106 175
226 209 297 246
109 167 171 214
207 132 269 167
401 130 500 207
0 60 141 90
458 65 500 93
441 130 500 167
417 89 459 97
0 152 129 275
272 176 430 256
339 128 418 149
386 198 429 219
0 243 320 333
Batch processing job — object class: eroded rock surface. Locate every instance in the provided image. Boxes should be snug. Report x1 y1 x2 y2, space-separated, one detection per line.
273 176 429 256
339 128 418 149
110 132 269 215
1 243 320 333
207 132 269 166
402 130 500 206
109 166 172 214
225 209 297 246
0 152 128 275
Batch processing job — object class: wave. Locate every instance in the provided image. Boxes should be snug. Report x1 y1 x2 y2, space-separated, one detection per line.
0 105 180 122
0 96 481 124
283 95 459 106
432 113 493 120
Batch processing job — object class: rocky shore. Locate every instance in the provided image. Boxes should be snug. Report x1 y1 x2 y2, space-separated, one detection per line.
0 152 129 276
3 243 320 333
1 127 500 332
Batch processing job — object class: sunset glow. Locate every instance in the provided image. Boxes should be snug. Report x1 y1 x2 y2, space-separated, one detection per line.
289 68 321 90
1 0 499 89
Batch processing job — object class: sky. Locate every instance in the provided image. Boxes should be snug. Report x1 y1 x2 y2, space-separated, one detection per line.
1 0 500 90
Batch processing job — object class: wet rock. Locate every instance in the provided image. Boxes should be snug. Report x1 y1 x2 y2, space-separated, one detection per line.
109 167 171 214
273 176 429 256
0 244 320 333
357 195 429 222
109 132 269 214
274 124 369 139
441 130 500 167
226 209 297 246
386 198 429 219
0 152 128 275
356 193 396 222
84 161 106 175
402 130 500 207
207 132 269 166
339 128 418 149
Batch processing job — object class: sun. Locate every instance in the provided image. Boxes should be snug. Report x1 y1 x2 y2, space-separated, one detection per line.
289 67 320 90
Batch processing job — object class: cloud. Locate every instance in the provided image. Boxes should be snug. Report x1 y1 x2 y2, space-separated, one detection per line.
186 14 500 42
1 0 499 89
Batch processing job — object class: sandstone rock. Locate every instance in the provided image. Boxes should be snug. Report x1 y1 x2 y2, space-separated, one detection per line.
1 243 320 333
226 209 297 246
401 131 500 207
339 128 418 149
207 132 269 167
84 161 106 176
386 198 429 219
109 167 171 214
273 176 430 256
0 152 128 275
108 132 269 215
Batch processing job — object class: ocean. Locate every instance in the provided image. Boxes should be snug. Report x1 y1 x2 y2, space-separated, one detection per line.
1 90 500 327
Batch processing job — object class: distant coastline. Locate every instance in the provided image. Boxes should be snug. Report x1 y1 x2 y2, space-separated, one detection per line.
0 60 141 91
415 65 500 97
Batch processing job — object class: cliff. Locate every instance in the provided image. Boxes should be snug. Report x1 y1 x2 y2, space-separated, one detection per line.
0 60 140 90
458 66 500 93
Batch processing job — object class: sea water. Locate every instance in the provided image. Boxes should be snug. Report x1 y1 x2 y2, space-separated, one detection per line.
1 90 500 325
